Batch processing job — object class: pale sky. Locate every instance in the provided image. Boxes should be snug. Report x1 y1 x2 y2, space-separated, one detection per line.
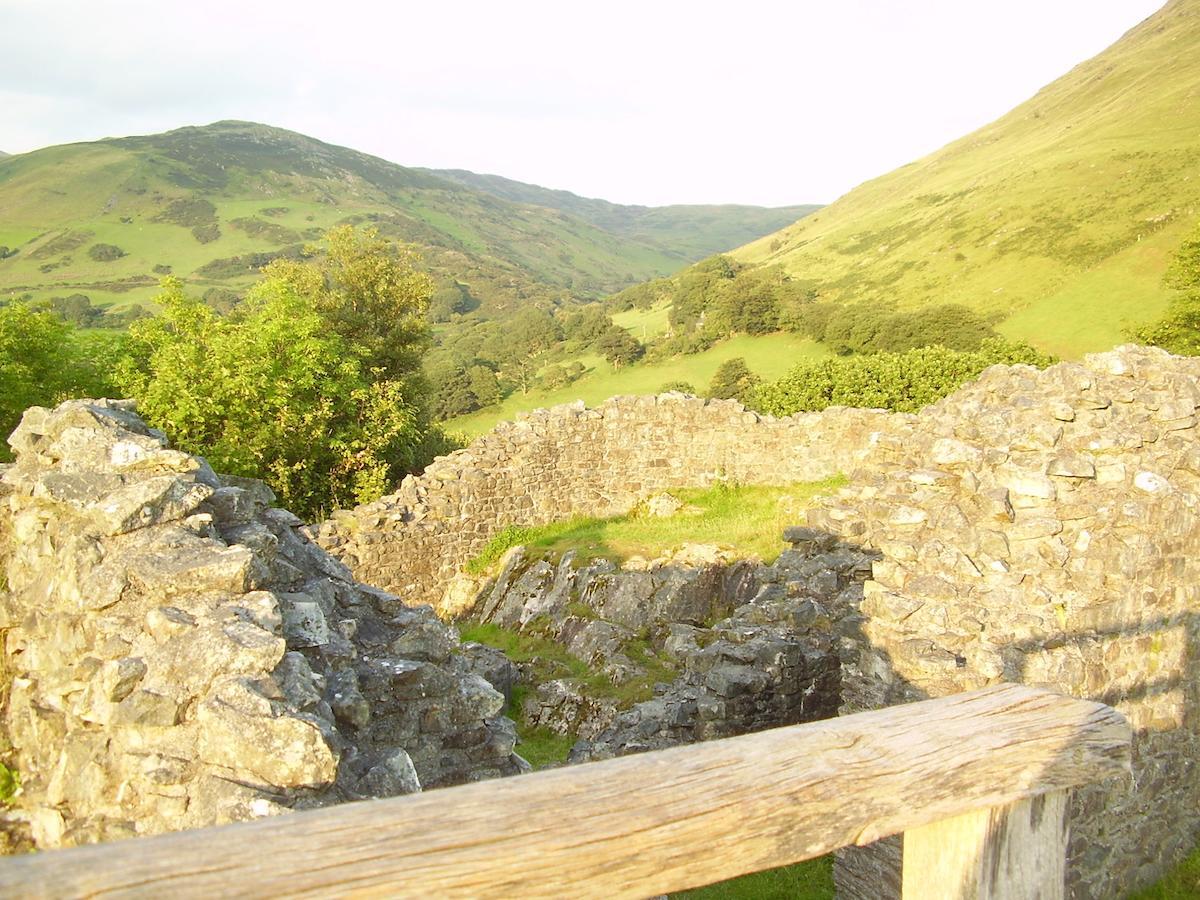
0 0 1167 207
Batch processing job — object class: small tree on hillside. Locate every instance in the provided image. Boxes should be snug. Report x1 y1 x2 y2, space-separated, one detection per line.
596 327 644 368
707 357 760 404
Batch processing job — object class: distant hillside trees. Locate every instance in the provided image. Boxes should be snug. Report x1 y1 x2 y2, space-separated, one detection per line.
428 281 473 322
596 327 644 368
754 339 1054 416
116 227 447 517
1134 220 1200 355
788 301 999 354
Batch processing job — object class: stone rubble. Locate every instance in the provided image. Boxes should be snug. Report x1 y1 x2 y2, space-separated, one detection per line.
0 400 525 849
463 535 872 763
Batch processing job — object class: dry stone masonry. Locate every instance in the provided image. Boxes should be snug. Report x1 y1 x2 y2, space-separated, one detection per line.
314 395 893 612
0 401 524 849
801 347 1200 899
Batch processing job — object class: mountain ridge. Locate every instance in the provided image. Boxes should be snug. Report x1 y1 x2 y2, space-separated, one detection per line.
0 120 814 316
716 0 1199 357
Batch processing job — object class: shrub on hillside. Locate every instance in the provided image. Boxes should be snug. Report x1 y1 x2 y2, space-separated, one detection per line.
789 301 999 354
87 243 126 262
1130 219 1200 355
191 223 221 244
754 339 1054 416
707 357 760 405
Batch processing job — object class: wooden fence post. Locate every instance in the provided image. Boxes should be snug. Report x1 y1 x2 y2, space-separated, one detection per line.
902 790 1069 899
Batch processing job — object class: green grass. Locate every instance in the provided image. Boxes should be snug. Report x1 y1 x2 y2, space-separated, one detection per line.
1130 842 1200 899
612 301 672 341
0 763 17 804
446 333 831 438
674 857 834 899
466 478 845 572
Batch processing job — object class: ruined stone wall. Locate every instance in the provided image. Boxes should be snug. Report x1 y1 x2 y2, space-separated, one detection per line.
803 347 1200 899
314 395 895 612
0 401 524 849
464 532 873 760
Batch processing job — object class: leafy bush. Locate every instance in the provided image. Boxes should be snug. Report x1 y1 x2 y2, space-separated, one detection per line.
755 339 1054 416
789 301 998 354
659 380 696 394
191 223 221 244
707 357 759 404
153 197 217 228
117 227 437 518
0 307 122 457
1131 219 1200 355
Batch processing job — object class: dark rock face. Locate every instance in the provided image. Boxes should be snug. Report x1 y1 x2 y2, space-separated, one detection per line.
0 400 525 849
467 537 872 763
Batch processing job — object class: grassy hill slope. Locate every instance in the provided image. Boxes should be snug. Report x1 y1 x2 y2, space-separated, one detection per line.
426 168 819 262
0 122 809 315
727 0 1200 357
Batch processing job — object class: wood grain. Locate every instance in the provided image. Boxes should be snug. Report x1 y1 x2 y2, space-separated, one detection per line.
0 684 1129 899
903 791 1069 900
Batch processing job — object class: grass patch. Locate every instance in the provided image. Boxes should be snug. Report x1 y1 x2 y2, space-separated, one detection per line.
0 763 17 804
458 621 673 711
1130 842 1200 899
674 856 833 899
466 478 846 572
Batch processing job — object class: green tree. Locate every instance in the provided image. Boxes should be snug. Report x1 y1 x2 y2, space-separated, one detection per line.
707 357 760 404
0 305 120 457
596 327 644 368
467 364 502 407
263 225 433 383
117 229 438 517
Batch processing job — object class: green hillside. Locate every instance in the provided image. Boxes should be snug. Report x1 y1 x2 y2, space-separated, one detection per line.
425 168 819 262
719 0 1200 358
0 122 809 317
445 330 830 438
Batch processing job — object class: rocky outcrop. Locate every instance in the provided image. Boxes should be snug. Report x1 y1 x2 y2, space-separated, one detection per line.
314 395 895 610
465 532 873 762
0 400 524 849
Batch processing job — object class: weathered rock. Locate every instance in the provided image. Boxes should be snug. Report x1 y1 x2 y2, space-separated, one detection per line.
0 400 525 849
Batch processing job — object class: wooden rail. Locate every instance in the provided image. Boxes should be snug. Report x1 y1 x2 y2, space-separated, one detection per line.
0 684 1130 899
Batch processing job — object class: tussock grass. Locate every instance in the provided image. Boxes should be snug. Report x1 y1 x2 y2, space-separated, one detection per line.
466 478 846 574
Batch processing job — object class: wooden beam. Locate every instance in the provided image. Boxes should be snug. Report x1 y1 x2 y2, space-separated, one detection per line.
903 791 1069 900
0 684 1129 899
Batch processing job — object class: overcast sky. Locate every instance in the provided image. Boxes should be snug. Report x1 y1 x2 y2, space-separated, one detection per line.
0 1 1166 207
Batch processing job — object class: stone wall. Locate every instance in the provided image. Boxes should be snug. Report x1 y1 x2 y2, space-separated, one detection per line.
802 347 1200 899
0 401 524 849
314 395 894 612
